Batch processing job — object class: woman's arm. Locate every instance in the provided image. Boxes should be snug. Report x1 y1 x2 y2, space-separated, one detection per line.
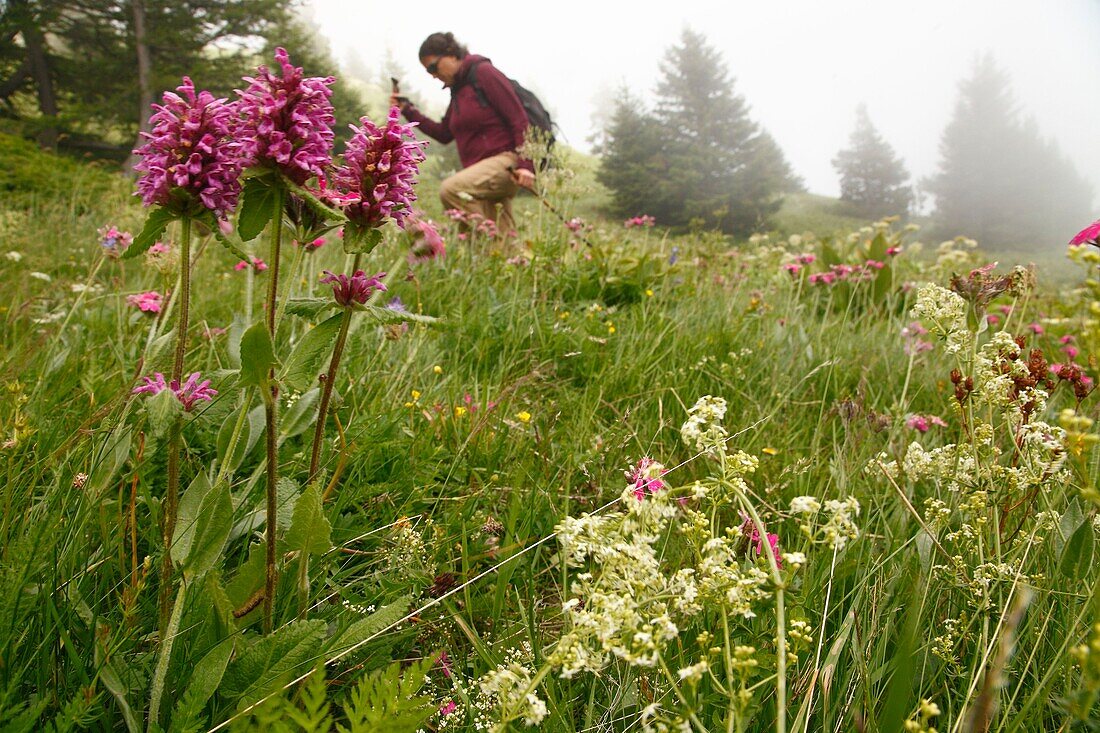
402 104 454 144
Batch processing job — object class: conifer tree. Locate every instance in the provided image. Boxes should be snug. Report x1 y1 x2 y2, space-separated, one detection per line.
927 54 1092 248
832 104 912 218
596 28 799 235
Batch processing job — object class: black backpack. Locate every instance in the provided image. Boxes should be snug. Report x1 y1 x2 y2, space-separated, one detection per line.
467 60 555 153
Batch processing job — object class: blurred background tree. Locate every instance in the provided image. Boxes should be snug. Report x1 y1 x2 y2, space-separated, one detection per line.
927 53 1092 249
833 103 912 219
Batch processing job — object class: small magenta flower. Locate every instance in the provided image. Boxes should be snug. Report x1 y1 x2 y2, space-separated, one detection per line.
133 77 243 216
234 256 267 272
329 107 426 229
797 253 816 265
565 217 585 233
320 270 386 307
295 237 325 252
236 48 335 184
127 290 163 314
624 215 656 228
1028 322 1044 334
133 371 218 411
782 263 802 276
627 457 667 501
98 226 134 258
906 414 948 433
739 512 781 568
886 245 902 256
439 700 458 717
1070 219 1100 246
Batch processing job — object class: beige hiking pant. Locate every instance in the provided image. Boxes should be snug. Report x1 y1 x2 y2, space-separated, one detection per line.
439 151 519 235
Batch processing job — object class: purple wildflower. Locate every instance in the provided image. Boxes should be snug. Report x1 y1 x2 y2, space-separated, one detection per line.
133 77 243 216
739 512 782 568
236 48 335 184
98 226 134 258
320 270 386 307
329 107 426 229
133 371 217 411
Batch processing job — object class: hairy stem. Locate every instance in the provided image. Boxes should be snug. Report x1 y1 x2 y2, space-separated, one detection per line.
263 188 284 634
158 216 191 632
148 580 186 730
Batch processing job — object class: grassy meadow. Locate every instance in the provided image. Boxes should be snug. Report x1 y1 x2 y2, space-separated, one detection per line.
1 132 1099 732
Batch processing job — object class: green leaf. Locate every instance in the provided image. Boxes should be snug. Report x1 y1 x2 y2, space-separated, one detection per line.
1056 498 1085 556
342 223 384 254
227 315 247 370
172 472 213 568
238 177 278 242
357 305 438 326
238 321 278 390
181 479 233 580
145 387 182 439
279 172 347 223
88 425 132 495
170 638 234 731
1060 518 1095 581
285 483 332 557
328 595 411 656
282 388 320 439
285 297 338 320
216 401 254 475
126 208 176 259
144 327 176 370
340 656 435 733
281 314 343 393
98 661 140 733
219 620 326 708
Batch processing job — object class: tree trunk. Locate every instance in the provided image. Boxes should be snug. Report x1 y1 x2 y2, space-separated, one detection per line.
125 0 154 174
13 0 59 149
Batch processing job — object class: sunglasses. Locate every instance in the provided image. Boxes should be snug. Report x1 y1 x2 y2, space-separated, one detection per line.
425 59 440 75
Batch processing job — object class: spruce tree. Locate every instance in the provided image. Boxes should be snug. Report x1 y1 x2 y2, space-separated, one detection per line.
832 104 912 218
653 28 799 234
927 54 1092 248
595 88 666 221
595 28 799 235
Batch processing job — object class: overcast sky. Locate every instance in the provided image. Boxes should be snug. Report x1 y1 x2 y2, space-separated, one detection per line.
308 0 1100 203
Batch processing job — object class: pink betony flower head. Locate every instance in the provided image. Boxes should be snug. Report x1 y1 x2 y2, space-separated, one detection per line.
329 107 426 229
906 414 948 433
127 290 163 314
133 371 217 411
236 48 335 184
133 77 243 216
321 270 387 307
782 263 802 276
624 215 656 228
1070 220 1100 246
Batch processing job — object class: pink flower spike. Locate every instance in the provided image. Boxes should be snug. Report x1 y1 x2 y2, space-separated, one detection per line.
407 213 446 263
439 651 452 678
236 48 335 185
132 77 243 216
886 246 901 256
797 253 816 265
1028 322 1044 334
1061 335 1076 345
1065 345 1079 360
126 290 163 314
1070 220 1100 246
440 700 458 717
986 315 1000 325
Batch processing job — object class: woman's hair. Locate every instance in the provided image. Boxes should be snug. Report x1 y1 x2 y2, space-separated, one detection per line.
418 32 468 60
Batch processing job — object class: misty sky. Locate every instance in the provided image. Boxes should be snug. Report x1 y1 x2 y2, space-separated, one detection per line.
308 0 1100 205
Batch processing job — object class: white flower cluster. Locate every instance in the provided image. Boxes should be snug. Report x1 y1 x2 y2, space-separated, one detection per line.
910 283 968 353
680 395 729 453
477 658 547 728
788 495 861 550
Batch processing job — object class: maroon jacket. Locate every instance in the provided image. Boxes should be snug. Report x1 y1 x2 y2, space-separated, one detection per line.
403 55 534 173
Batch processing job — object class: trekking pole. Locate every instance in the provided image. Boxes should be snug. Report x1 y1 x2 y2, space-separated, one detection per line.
509 165 597 249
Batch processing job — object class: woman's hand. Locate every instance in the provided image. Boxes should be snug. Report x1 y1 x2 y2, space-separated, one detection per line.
512 167 536 191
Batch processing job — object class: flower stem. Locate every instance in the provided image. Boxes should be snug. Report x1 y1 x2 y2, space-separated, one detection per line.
158 216 191 632
148 572 186 730
263 187 285 634
307 252 362 484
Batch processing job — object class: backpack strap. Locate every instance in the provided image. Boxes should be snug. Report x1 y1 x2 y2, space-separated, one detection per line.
465 59 491 108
